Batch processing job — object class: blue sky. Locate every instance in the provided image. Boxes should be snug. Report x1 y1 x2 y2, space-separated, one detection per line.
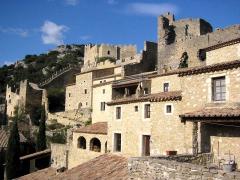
0 0 239 66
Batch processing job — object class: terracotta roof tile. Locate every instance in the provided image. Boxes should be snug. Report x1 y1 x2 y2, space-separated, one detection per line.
201 38 240 52
73 122 108 135
180 108 240 120
19 167 57 180
54 154 128 180
107 91 182 106
0 129 27 148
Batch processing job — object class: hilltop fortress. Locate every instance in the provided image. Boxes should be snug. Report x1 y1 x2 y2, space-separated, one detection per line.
5 12 240 179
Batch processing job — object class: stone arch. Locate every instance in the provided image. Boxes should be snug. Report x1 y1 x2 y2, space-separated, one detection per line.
78 136 86 149
90 138 101 152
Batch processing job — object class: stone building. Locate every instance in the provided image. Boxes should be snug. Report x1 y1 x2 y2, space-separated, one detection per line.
14 12 240 177
5 80 43 119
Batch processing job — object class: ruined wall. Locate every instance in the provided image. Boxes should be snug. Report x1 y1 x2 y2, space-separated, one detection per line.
51 143 68 169
124 41 157 76
119 45 137 61
68 132 107 168
157 12 240 73
108 102 152 157
206 42 240 65
129 157 240 180
92 84 112 124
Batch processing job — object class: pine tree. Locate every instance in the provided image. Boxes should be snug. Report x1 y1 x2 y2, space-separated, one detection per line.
36 106 46 151
6 119 21 180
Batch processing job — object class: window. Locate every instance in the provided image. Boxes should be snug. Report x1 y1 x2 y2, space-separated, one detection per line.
100 81 102 83
101 102 106 111
144 104 150 118
84 89 87 94
86 102 88 106
163 83 169 92
144 88 149 95
69 93 71 97
134 106 138 112
212 76 226 101
116 107 121 119
166 105 172 114
114 133 121 152
90 138 101 152
103 89 105 94
78 136 86 149
107 50 110 55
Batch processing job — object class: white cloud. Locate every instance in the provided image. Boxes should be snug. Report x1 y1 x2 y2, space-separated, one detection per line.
4 61 14 66
0 27 29 37
65 0 79 6
126 3 178 16
80 35 91 40
107 0 118 5
41 21 69 45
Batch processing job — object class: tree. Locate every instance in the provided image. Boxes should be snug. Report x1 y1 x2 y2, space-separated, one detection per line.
6 119 21 179
36 106 46 151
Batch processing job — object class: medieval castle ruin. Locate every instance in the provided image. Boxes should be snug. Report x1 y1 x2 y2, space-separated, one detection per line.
5 12 240 179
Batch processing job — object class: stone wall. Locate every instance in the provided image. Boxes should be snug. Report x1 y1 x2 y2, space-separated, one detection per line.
92 83 112 124
124 41 157 76
129 156 240 180
65 71 93 110
157 12 240 73
51 143 68 169
68 132 107 168
206 42 240 65
108 102 152 157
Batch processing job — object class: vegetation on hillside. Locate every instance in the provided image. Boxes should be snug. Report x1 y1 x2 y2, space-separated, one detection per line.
0 44 85 94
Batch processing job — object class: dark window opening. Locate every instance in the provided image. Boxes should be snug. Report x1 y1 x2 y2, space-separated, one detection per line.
134 106 138 112
101 102 106 111
90 138 101 152
107 50 110 55
163 83 169 92
144 104 150 118
114 133 121 152
144 88 149 95
116 107 121 119
142 135 150 156
166 105 172 114
84 89 87 94
78 136 86 149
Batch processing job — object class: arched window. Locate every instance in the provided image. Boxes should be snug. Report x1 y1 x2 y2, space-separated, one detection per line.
78 136 86 149
90 138 101 152
107 50 110 55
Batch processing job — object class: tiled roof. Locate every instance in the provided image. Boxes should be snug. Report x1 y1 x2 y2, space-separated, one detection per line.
149 60 240 78
178 60 240 76
107 91 182 106
201 38 240 52
54 154 128 180
19 154 128 180
73 122 108 135
18 167 57 180
180 108 240 120
0 129 27 148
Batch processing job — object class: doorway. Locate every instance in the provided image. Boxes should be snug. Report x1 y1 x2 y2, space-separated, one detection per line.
142 135 150 156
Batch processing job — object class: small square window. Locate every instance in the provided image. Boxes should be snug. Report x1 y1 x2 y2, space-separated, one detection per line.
163 83 169 92
144 88 149 95
134 106 138 112
116 107 121 119
166 105 172 114
100 81 102 83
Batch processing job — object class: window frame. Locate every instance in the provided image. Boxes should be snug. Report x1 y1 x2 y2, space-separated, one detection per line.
164 103 173 115
163 82 170 92
100 102 106 111
144 104 151 119
211 76 226 102
116 106 122 120
113 133 121 152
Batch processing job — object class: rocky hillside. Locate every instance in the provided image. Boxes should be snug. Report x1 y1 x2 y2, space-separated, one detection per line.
0 44 85 94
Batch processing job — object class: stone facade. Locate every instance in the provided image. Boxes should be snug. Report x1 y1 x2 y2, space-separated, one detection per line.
158 12 240 72
129 156 240 180
68 132 107 168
